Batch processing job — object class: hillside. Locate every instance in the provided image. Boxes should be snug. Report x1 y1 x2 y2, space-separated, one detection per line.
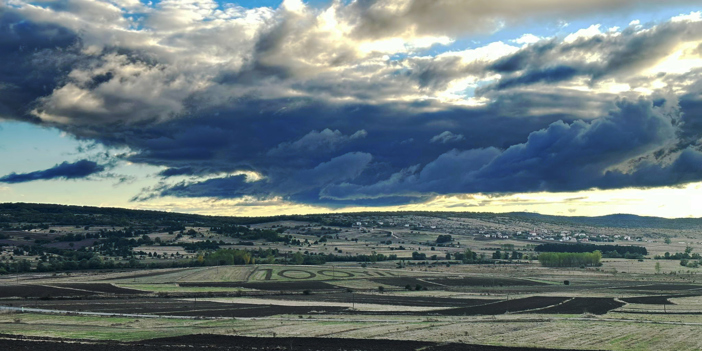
2 202 702 230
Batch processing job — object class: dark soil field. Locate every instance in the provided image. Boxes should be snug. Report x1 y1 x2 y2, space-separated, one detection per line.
435 296 569 316
0 334 593 351
368 277 443 287
0 284 143 299
371 276 546 288
619 295 684 305
0 285 95 299
8 295 625 318
53 283 144 295
425 277 547 287
96 268 192 281
0 238 34 246
8 298 347 318
613 284 702 291
346 296 572 316
530 297 625 315
180 281 340 291
1 287 645 318
261 292 497 307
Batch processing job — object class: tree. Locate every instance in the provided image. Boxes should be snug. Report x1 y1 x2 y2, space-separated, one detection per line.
492 250 502 260
292 252 304 265
88 256 103 269
655 262 661 274
412 251 427 260
664 237 672 244
436 235 452 243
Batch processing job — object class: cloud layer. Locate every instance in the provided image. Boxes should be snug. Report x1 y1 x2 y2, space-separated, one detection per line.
0 160 106 183
0 1 701 208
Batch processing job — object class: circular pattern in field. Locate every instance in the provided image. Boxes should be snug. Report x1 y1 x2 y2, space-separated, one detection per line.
277 269 317 279
317 270 354 278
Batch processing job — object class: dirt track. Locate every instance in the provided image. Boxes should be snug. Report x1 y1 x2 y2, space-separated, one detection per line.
0 334 594 351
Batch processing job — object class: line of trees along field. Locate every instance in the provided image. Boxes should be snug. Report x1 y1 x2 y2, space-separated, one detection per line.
535 243 647 257
538 251 602 267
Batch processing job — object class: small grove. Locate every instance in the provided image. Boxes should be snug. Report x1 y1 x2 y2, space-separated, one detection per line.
538 251 602 267
535 243 647 259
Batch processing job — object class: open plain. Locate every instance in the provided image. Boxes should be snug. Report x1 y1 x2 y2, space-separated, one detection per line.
2 262 702 350
3 205 702 350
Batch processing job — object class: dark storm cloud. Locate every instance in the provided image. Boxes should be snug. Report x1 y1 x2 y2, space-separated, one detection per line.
491 66 580 91
430 131 464 144
0 9 81 122
0 160 106 183
321 98 694 200
158 167 213 178
141 152 374 201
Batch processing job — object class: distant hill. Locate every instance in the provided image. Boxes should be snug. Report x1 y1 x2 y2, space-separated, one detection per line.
1 202 702 230
506 212 702 230
0 203 290 227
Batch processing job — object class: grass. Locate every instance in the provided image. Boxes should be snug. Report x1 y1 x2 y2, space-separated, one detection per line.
0 313 205 341
246 265 410 282
3 311 702 350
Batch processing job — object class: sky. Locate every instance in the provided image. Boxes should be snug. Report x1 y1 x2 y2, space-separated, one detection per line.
1 0 702 218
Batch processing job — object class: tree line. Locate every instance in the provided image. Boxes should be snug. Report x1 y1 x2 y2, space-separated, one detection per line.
538 251 602 267
535 243 647 256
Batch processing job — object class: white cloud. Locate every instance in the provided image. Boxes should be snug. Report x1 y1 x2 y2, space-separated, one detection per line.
671 11 701 23
564 24 602 43
512 33 541 45
440 41 520 63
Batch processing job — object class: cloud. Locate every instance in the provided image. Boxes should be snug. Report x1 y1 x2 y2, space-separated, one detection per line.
322 98 694 200
0 160 106 183
512 34 542 45
491 66 580 91
481 18 702 94
267 128 367 157
1 2 702 208
140 152 373 201
343 0 699 39
430 131 465 143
